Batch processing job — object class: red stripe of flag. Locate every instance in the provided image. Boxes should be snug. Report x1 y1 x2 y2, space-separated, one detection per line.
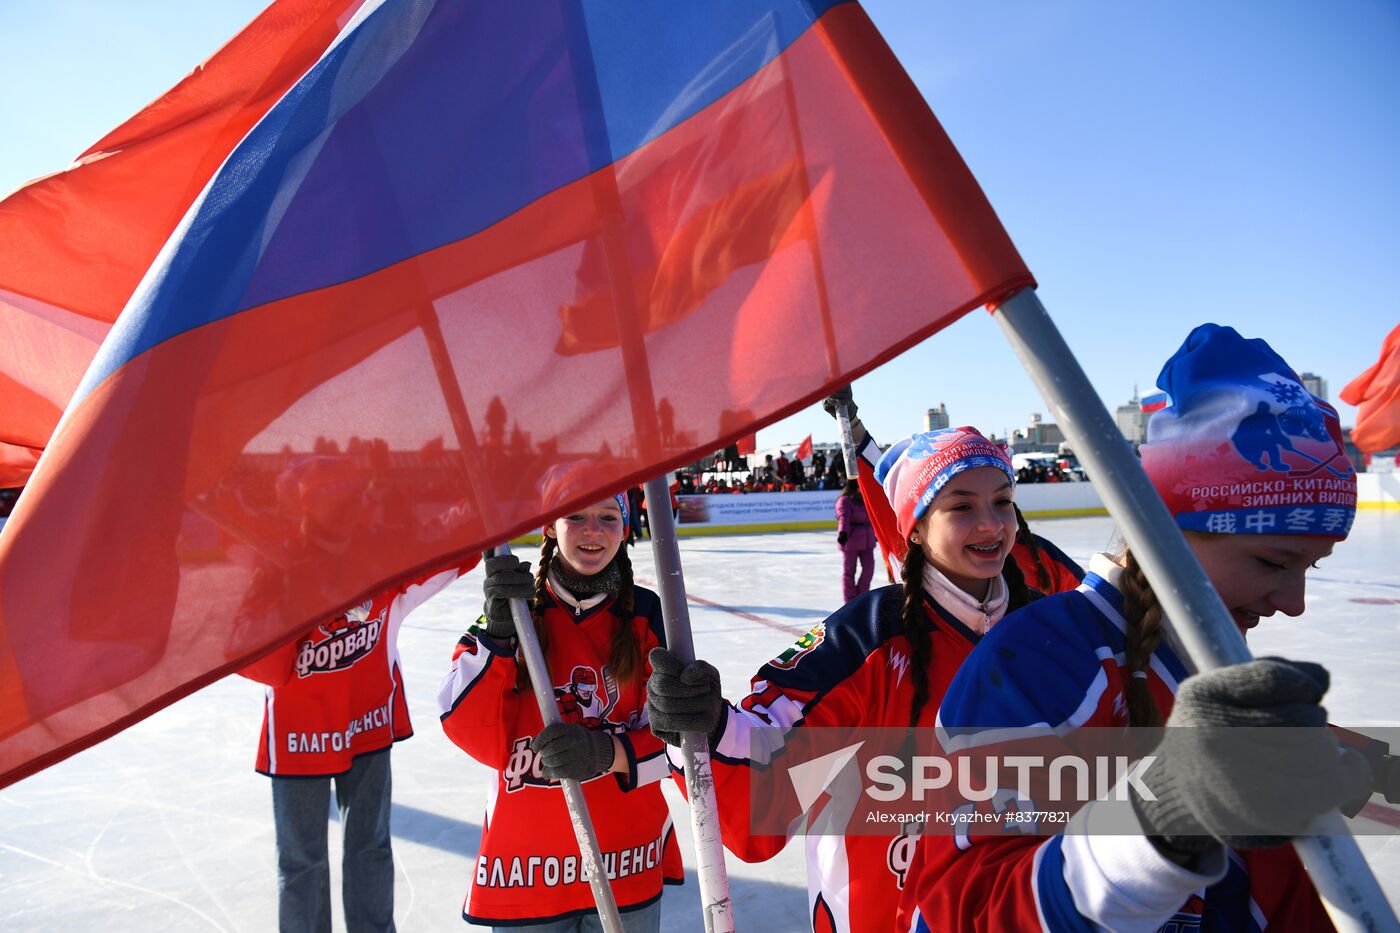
0 0 1032 788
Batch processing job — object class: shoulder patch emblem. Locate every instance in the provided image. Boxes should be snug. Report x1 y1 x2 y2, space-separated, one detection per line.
769 622 826 671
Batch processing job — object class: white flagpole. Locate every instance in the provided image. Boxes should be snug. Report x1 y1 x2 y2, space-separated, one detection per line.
991 286 1398 932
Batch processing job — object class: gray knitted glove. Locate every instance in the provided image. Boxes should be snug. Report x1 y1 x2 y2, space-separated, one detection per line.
1131 658 1372 858
481 554 533 640
530 723 615 780
821 386 868 450
646 647 724 748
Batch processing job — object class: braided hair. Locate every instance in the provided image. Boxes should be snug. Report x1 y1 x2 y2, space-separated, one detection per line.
605 545 643 685
1001 548 1037 610
903 534 1039 728
901 541 934 729
1013 504 1051 592
515 535 559 690
1117 549 1165 727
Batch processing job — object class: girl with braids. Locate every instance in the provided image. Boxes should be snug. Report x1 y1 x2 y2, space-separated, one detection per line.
900 324 1373 931
437 467 681 930
647 426 1037 932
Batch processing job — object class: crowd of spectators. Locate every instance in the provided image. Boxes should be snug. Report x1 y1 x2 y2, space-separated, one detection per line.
682 448 847 495
1015 460 1076 483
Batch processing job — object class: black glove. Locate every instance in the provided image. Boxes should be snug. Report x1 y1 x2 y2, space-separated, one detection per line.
481 554 533 640
821 385 857 421
1131 658 1372 859
821 386 868 450
530 723 615 780
646 647 724 748
837 531 848 546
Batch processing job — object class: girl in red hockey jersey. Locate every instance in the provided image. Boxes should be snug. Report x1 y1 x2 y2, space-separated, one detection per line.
899 324 1374 931
438 467 681 930
647 426 1039 932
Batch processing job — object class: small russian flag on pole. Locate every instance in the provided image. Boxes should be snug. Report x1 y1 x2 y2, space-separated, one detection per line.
1141 389 1169 413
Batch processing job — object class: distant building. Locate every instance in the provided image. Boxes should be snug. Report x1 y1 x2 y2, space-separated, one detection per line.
1011 413 1064 453
1300 372 1328 401
924 403 950 432
1115 390 1147 447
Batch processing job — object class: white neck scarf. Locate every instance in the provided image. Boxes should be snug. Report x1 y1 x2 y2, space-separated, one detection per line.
921 559 1009 635
548 570 609 616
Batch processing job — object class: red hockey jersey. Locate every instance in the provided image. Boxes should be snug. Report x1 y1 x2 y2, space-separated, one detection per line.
240 564 464 777
438 580 683 926
680 584 982 932
1011 532 1084 596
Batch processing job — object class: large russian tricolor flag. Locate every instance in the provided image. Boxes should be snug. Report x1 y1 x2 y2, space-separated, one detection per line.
0 0 1032 787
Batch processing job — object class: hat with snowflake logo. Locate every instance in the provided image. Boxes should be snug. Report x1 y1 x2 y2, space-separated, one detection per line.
875 427 1015 540
1140 324 1356 539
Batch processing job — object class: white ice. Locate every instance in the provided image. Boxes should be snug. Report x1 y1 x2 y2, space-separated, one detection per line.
2 513 1398 931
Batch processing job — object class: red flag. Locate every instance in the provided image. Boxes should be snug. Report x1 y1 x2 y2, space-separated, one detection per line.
0 1 1032 788
0 0 367 489
736 433 757 456
1340 323 1400 453
797 434 814 462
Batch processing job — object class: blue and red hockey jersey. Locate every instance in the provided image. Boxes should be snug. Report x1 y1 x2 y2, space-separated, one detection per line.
677 583 984 932
899 554 1334 931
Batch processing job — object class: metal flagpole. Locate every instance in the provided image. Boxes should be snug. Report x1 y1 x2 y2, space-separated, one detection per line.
643 474 735 932
490 543 626 932
415 309 626 930
990 286 1398 933
835 404 860 479
559 4 735 919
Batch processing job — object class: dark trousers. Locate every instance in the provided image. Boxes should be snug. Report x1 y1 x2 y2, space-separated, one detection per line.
271 749 395 933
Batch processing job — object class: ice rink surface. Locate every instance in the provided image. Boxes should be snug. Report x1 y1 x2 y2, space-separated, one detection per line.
2 513 1398 931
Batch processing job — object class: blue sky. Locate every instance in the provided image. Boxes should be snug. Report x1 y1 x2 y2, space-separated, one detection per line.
2 0 1396 452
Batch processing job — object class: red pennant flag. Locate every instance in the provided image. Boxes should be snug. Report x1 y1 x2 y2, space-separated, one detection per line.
0 0 1032 787
1340 322 1400 453
797 434 814 462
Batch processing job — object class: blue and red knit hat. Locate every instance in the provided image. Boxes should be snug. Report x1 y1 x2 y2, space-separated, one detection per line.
537 461 629 532
875 427 1015 540
1140 324 1356 540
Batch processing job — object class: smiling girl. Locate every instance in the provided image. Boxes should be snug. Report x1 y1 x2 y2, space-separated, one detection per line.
899 324 1372 931
438 468 681 931
645 427 1037 931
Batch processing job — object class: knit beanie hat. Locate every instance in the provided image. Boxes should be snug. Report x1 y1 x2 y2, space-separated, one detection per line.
537 461 629 532
875 428 1015 540
1140 323 1356 539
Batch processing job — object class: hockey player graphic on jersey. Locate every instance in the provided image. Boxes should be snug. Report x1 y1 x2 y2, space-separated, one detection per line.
554 665 621 730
